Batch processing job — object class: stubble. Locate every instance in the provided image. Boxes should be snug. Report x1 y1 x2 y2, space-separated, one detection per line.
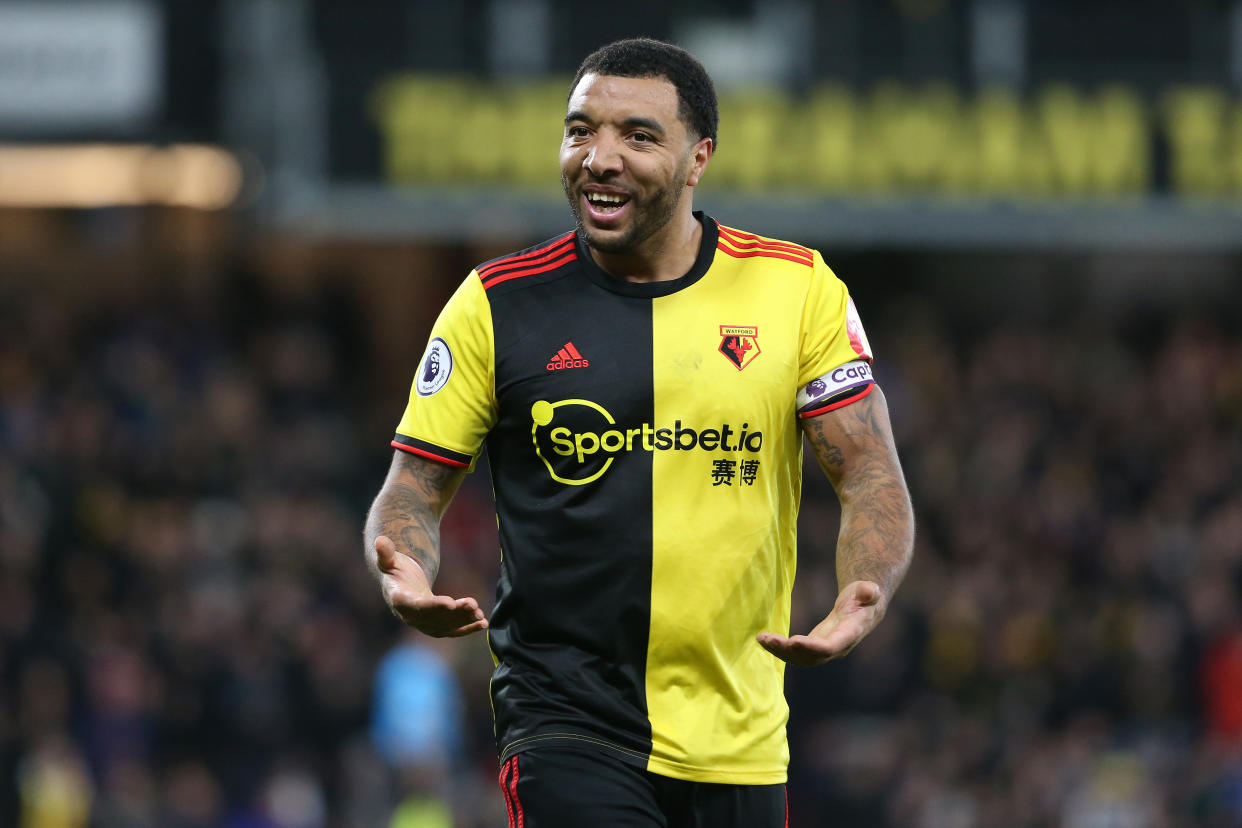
561 160 689 255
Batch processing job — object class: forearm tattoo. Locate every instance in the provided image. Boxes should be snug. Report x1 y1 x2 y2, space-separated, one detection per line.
802 388 914 598
364 452 465 583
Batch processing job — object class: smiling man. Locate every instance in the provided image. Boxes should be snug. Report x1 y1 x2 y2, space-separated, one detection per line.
364 38 915 827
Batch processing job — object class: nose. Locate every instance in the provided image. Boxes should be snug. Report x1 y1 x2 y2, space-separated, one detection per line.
584 133 623 177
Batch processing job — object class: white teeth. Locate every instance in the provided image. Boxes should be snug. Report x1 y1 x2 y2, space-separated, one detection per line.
588 193 626 204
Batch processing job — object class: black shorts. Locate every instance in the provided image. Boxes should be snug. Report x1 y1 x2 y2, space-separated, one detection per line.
496 745 788 828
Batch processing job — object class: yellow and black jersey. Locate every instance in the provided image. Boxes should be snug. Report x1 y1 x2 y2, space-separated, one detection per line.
393 213 874 785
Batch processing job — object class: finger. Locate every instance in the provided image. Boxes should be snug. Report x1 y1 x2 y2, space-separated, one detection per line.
394 591 458 613
375 535 398 571
851 580 882 606
391 600 487 633
756 633 801 660
390 591 486 623
756 632 787 649
444 618 490 637
422 595 483 618
758 635 824 667
811 627 863 658
836 581 882 614
760 632 853 665
414 612 489 637
783 634 842 657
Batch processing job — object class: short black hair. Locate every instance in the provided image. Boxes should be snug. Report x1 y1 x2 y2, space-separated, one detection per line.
569 38 719 150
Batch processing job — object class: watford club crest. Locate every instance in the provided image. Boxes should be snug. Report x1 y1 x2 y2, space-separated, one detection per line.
718 325 761 370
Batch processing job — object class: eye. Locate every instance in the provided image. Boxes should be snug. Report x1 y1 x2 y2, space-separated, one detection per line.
630 132 652 143
567 125 590 139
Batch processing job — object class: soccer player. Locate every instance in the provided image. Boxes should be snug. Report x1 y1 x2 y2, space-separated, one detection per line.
364 38 914 827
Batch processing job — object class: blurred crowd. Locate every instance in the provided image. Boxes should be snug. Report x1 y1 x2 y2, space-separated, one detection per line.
790 296 1242 827
0 231 1240 827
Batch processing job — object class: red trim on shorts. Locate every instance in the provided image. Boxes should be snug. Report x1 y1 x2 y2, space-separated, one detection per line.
499 757 516 828
784 786 789 828
509 756 525 828
797 382 875 418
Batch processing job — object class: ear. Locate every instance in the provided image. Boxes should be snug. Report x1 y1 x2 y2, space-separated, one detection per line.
685 137 714 187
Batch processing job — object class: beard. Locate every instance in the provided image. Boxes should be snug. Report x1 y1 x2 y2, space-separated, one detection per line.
562 163 688 255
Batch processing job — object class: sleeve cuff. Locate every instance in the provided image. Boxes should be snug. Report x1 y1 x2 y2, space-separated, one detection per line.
391 435 472 468
798 382 875 418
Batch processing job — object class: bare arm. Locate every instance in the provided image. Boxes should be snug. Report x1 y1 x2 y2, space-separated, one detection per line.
364 450 487 637
364 449 466 580
804 386 914 597
758 386 914 665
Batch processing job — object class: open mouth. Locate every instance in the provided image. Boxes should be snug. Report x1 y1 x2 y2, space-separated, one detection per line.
584 191 631 217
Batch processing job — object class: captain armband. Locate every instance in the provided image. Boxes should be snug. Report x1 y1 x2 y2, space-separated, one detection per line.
796 360 876 418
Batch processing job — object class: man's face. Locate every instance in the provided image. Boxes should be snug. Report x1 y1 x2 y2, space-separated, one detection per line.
560 73 709 254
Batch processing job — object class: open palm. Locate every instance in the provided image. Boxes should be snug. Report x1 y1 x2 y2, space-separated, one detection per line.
756 580 885 667
374 535 488 638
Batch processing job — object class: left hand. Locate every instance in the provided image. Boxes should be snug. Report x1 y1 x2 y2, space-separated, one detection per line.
757 580 886 667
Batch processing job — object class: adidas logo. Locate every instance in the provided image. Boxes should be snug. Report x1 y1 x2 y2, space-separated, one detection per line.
546 342 590 371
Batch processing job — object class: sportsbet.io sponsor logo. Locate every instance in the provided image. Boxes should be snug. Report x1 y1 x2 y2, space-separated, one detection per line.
530 399 762 486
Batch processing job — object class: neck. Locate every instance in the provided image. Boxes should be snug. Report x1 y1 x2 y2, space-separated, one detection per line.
589 208 702 284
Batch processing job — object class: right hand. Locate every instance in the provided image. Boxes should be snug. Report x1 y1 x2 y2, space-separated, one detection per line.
374 535 489 637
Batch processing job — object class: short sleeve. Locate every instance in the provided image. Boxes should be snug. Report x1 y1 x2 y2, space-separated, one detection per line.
796 252 876 417
392 273 497 467
798 252 873 384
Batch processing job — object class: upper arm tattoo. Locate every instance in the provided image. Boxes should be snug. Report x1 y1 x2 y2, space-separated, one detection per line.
802 414 847 479
801 389 895 485
366 451 468 581
800 386 914 594
390 450 467 515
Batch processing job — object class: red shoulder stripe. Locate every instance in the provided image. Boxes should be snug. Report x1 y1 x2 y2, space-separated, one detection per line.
717 246 814 267
718 225 813 257
717 234 814 266
717 239 813 267
482 251 579 290
718 224 812 253
718 235 814 261
477 233 574 277
478 238 576 286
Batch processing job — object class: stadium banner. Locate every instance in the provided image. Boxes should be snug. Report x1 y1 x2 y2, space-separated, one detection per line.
370 76 1242 200
0 1 162 131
